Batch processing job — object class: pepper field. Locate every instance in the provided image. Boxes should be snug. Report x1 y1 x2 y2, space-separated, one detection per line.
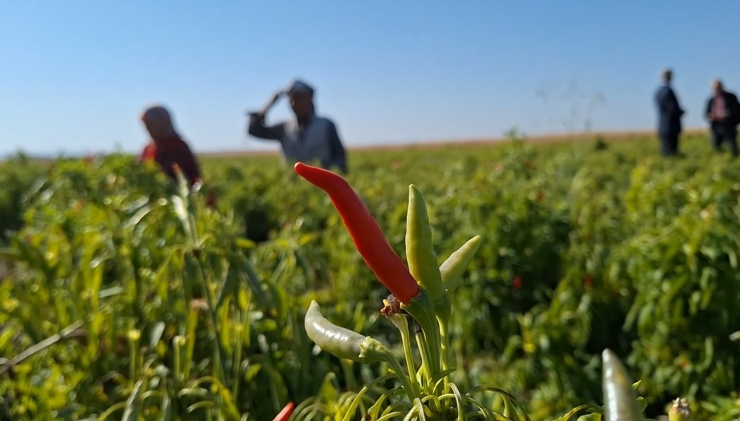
1 132 740 420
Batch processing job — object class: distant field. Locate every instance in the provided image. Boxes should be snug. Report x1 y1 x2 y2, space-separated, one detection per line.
0 128 711 164
198 127 710 159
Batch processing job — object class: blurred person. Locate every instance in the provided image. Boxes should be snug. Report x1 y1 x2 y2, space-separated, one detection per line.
247 79 348 174
654 68 685 157
705 79 740 157
139 105 204 188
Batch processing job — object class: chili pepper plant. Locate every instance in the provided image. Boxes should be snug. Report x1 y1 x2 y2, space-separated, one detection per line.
289 163 653 421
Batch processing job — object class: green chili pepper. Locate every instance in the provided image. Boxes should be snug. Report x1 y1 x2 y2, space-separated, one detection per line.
405 184 445 303
440 235 482 294
405 184 453 381
602 349 642 421
304 300 381 363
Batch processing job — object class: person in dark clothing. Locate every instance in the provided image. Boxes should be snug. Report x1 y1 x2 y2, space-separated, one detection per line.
247 79 348 174
654 68 685 157
139 105 203 188
705 79 740 157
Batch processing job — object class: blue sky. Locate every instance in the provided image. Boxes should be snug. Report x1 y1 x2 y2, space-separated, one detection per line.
2 1 740 156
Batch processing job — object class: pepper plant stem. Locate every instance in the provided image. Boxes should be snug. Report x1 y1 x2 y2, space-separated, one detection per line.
414 330 432 388
402 288 442 379
438 317 451 394
431 293 453 394
387 314 420 395
379 347 420 402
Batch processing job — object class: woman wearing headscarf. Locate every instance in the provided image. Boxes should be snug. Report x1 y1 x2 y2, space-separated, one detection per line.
139 105 203 188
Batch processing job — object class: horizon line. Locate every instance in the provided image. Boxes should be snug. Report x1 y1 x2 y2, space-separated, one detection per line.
2 127 709 161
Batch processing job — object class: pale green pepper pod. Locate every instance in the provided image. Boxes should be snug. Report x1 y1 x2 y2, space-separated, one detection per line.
304 301 383 363
440 235 482 293
602 349 642 421
405 185 445 304
305 300 421 400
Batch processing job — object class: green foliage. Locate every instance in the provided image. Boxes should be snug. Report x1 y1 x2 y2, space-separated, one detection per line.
0 155 335 420
0 134 738 419
0 153 45 241
199 135 740 419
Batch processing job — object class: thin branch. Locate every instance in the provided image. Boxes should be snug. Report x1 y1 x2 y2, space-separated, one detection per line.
0 320 84 376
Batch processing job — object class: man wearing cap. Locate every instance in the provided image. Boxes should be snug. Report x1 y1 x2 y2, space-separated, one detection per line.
247 80 348 174
654 68 685 157
705 79 740 157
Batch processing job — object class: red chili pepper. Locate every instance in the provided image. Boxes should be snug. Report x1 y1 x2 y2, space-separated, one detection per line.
294 162 420 304
206 191 217 208
272 402 295 421
535 189 545 203
513 275 523 289
584 274 593 288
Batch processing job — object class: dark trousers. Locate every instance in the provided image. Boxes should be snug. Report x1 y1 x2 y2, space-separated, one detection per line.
711 128 738 157
659 133 679 156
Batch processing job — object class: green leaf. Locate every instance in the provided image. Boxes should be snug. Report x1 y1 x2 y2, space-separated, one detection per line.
121 379 147 421
149 322 165 350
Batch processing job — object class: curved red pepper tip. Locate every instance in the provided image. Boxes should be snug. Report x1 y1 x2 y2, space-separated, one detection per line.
293 162 420 304
294 161 330 179
272 402 295 421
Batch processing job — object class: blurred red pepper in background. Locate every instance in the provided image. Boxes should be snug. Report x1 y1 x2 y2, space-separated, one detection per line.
272 402 294 421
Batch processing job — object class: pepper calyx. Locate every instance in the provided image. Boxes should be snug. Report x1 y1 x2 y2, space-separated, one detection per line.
358 337 390 363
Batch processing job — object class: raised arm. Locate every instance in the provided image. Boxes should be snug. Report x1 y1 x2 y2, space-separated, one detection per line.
327 121 348 175
247 91 285 141
248 114 284 141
